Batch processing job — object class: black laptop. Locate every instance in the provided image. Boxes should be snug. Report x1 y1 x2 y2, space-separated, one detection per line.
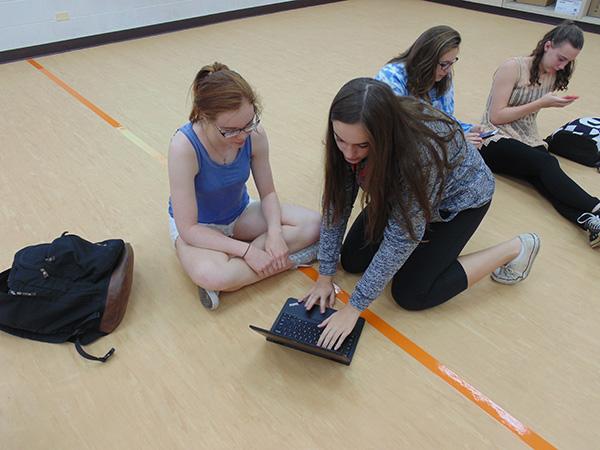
249 297 365 365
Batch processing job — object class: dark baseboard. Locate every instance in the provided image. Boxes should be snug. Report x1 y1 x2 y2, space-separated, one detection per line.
0 0 343 64
427 0 600 34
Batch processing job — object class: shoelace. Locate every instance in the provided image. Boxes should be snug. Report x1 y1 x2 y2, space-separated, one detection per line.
577 213 600 233
496 265 520 280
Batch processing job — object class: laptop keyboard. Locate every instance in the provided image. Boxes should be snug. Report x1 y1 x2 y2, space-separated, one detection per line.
274 313 356 355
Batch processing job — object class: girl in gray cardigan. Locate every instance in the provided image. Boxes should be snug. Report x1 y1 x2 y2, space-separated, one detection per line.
301 78 540 351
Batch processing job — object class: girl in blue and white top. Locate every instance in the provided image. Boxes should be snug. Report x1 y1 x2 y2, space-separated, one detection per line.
168 62 320 310
375 25 485 147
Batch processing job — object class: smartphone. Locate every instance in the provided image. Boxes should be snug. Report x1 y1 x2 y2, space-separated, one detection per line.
479 129 498 139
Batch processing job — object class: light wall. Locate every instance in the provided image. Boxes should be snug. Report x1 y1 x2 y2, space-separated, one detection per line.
0 0 290 51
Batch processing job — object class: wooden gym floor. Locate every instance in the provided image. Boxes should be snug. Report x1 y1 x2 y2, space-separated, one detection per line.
1 0 599 448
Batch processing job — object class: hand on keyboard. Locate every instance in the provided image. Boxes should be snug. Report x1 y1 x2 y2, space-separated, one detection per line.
300 274 336 313
317 303 361 350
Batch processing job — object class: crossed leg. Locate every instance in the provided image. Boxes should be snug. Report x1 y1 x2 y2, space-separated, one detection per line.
175 201 320 292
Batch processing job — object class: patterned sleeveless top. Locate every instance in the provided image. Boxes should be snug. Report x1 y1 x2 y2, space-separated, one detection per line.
481 56 555 148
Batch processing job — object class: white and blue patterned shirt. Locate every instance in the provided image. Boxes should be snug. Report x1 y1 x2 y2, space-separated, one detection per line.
375 62 472 132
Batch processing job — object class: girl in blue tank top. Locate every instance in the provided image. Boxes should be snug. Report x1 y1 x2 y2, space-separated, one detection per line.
168 62 320 310
168 121 251 225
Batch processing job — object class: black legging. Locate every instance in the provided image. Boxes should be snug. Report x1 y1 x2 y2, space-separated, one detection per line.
480 139 599 226
340 203 490 311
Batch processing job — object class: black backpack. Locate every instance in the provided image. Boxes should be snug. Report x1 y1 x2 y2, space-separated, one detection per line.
0 233 134 362
545 117 600 170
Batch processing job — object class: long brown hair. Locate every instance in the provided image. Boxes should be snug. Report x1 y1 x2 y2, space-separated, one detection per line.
189 62 261 123
388 25 461 100
323 78 460 243
529 20 583 91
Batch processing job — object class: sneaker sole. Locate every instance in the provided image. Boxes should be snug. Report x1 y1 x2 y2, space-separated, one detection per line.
491 233 541 285
199 287 219 310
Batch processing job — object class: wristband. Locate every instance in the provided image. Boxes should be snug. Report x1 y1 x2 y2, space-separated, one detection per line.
241 242 252 258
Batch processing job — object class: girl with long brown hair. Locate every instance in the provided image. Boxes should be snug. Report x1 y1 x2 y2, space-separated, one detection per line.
480 21 600 247
375 25 485 147
301 78 540 351
168 62 320 310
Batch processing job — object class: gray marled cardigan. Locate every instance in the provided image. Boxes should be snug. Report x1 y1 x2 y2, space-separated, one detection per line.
318 121 495 311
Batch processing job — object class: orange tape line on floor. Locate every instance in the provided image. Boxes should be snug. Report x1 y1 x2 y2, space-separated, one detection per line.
27 59 167 165
299 266 555 450
28 59 122 128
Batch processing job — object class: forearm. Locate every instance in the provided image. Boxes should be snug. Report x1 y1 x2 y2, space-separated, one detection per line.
260 191 283 234
180 224 248 257
317 224 346 276
318 201 354 277
319 168 359 275
490 98 542 125
348 205 426 311
350 236 418 311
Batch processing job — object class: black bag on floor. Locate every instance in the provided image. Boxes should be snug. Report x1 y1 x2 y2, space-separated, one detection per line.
0 232 134 362
545 117 600 169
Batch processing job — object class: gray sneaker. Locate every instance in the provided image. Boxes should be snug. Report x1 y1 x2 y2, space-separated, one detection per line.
289 242 319 268
577 213 600 248
491 233 541 285
198 287 220 310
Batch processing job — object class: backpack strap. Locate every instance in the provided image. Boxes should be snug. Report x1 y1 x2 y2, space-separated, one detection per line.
71 313 115 363
74 335 115 362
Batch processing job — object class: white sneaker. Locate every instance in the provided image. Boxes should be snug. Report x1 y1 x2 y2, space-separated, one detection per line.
491 233 541 285
198 287 220 310
577 213 600 248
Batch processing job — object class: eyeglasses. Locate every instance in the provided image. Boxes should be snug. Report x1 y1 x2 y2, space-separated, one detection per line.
438 57 459 71
215 114 261 139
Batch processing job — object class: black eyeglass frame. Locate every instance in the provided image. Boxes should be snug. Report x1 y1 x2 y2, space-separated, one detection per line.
215 114 261 139
438 57 459 71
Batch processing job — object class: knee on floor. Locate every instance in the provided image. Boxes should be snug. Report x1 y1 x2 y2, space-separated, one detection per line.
391 285 430 311
340 252 366 274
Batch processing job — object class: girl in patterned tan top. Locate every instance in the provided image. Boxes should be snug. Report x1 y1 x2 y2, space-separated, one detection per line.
480 21 600 248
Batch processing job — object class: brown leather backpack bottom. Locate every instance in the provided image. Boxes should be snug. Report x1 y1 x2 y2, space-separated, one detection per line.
100 243 134 334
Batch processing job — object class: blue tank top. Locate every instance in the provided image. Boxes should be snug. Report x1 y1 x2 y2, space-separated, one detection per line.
168 122 251 224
